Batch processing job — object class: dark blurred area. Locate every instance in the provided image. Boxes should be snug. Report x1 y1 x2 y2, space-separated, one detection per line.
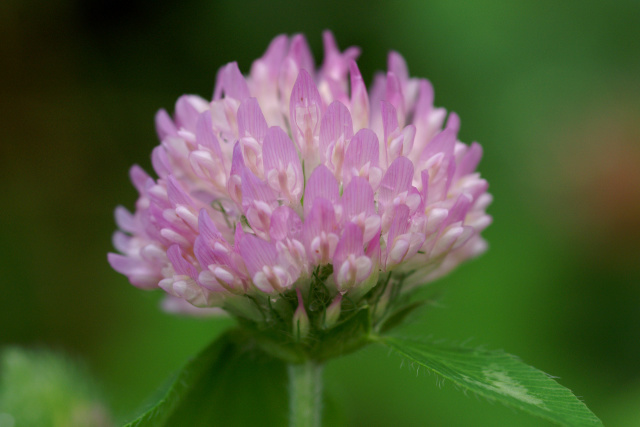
1 0 639 425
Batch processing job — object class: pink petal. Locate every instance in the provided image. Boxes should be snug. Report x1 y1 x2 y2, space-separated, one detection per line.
250 34 288 81
193 236 216 269
166 175 193 207
414 79 434 120
420 169 429 203
114 206 136 233
213 62 251 101
432 225 469 258
190 113 227 187
378 156 414 207
241 168 277 239
262 126 303 199
333 223 372 291
399 125 416 158
263 126 300 170
465 178 490 203
278 35 313 109
365 228 381 264
333 222 365 266
456 142 483 177
386 72 405 126
241 167 276 210
387 204 410 242
197 209 221 241
321 30 342 79
446 112 460 134
382 100 399 143
422 126 456 161
303 165 340 216
289 34 315 75
319 100 353 170
236 232 277 276
341 177 375 218
385 205 425 268
342 128 380 187
195 111 222 153
155 109 177 140
444 193 473 227
237 98 268 141
167 244 199 279
303 198 339 265
411 80 447 160
388 51 409 87
320 30 360 82
175 95 207 131
303 198 338 241
112 231 130 253
107 253 160 289
270 206 303 241
381 100 400 165
194 210 235 269
151 145 171 178
349 60 370 131
368 73 386 126
129 165 151 193
420 127 458 203
289 69 323 157
227 142 245 205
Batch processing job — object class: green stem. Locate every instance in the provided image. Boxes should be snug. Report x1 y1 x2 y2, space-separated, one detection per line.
288 360 323 427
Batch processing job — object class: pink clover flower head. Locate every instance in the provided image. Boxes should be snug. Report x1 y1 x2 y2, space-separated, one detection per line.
108 32 491 325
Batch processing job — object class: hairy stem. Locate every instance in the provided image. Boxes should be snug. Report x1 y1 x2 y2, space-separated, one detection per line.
288 360 323 427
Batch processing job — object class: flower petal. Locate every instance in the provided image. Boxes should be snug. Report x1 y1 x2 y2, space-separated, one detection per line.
303 165 340 216
378 156 414 208
263 126 303 201
319 100 353 176
213 62 251 101
289 69 323 159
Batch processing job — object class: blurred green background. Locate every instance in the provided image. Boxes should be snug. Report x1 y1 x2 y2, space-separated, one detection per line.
1 0 639 425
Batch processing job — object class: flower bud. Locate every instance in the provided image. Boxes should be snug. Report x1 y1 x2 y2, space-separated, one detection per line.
324 293 343 329
292 288 310 341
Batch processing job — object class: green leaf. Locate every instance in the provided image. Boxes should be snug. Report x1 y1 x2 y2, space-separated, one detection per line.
378 336 602 427
125 329 288 427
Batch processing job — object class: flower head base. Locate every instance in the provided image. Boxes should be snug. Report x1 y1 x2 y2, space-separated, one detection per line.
108 32 491 357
